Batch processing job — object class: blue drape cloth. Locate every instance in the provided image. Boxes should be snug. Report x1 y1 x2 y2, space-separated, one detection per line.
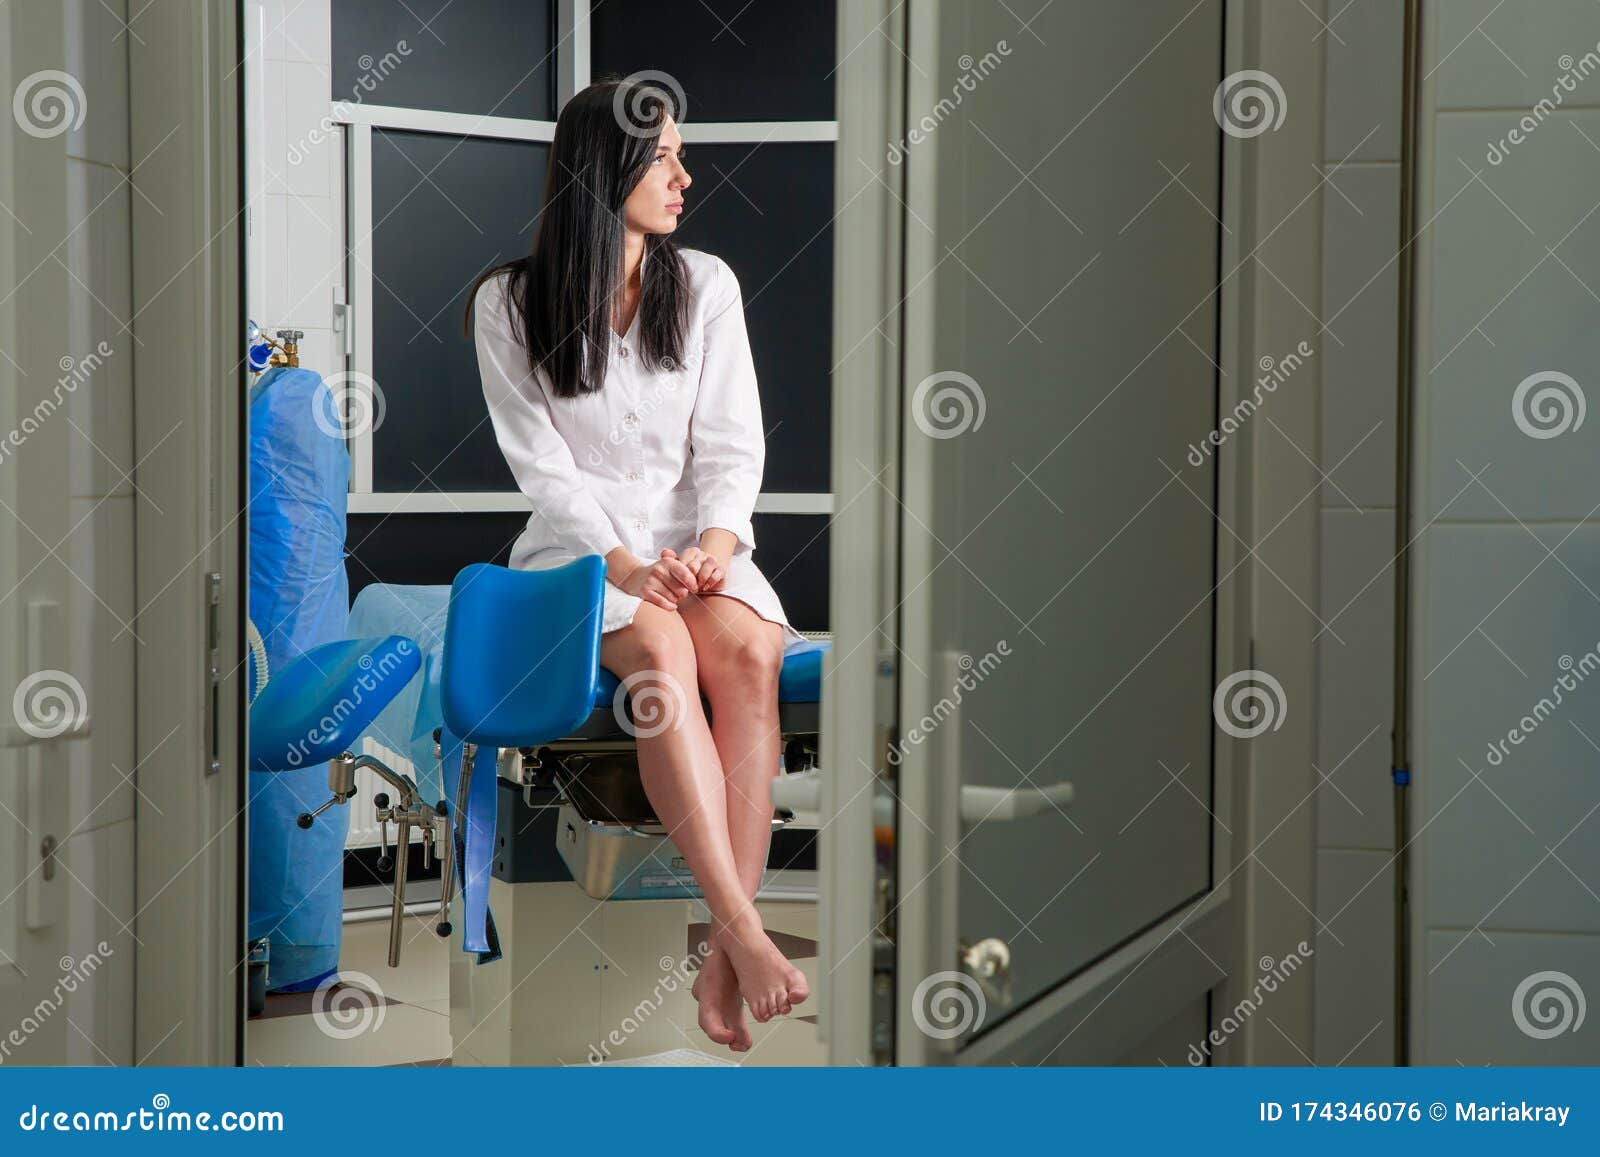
246 366 351 992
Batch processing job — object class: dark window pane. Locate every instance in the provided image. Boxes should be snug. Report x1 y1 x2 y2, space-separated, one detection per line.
348 511 829 633
347 512 527 601
591 0 835 122
673 142 834 493
332 0 555 120
368 130 547 491
752 512 830 632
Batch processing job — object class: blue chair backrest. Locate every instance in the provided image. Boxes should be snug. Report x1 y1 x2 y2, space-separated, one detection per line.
439 558 607 748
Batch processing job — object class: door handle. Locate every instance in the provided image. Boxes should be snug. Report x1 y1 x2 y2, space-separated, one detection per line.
773 771 1073 823
960 782 1074 823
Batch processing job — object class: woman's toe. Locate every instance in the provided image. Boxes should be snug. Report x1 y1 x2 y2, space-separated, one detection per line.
698 1003 736 1045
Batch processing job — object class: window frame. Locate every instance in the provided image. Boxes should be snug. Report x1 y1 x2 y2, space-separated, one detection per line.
333 0 838 517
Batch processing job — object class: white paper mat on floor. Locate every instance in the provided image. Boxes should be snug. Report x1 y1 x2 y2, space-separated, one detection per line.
592 1048 735 1067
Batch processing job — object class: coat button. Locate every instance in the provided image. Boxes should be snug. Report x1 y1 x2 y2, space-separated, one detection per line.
626 471 639 482
634 520 646 530
618 346 631 359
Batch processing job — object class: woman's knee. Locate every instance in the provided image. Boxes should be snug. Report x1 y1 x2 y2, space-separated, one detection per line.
612 605 696 677
703 625 784 697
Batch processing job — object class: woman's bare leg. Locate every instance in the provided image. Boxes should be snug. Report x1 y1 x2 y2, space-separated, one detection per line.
679 593 810 1022
599 602 800 1030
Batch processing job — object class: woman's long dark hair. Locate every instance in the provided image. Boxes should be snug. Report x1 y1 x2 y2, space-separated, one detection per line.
465 76 690 398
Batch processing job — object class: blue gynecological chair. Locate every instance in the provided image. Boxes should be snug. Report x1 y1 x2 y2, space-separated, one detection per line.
433 557 829 958
248 634 432 970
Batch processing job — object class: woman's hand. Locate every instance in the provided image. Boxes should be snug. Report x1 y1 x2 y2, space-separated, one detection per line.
665 546 727 594
618 552 701 610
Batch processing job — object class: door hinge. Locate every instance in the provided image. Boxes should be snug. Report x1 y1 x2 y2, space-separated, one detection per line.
333 290 354 357
204 572 222 776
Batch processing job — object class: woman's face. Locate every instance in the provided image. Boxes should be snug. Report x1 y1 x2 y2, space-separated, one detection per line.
622 114 690 237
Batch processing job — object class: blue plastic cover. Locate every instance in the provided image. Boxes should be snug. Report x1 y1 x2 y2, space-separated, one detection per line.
346 584 451 805
247 366 351 992
248 636 421 772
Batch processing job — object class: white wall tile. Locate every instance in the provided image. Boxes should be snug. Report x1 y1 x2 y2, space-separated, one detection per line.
1314 849 1395 1065
259 193 289 325
292 327 339 377
1323 0 1405 162
63 159 134 499
261 58 290 198
59 819 135 1065
62 0 130 169
1317 509 1395 849
63 497 136 834
1419 523 1600 933
1432 0 1600 112
1423 928 1600 1063
1320 163 1399 507
280 195 341 330
281 0 332 66
255 0 288 62
282 61 336 198
1421 111 1600 523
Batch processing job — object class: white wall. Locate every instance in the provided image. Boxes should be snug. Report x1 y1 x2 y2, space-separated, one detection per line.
247 0 342 376
1309 0 1405 1066
1411 0 1600 1064
0 0 139 1065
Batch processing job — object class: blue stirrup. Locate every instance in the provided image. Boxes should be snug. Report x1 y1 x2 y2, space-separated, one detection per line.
249 636 422 772
437 558 608 958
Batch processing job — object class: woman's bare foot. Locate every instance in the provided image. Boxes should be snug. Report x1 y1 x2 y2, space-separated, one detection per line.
690 945 752 1051
717 912 810 1022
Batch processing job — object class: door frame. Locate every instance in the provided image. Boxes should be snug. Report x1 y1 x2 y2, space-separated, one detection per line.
129 0 247 1065
823 0 1324 1066
816 0 910 1066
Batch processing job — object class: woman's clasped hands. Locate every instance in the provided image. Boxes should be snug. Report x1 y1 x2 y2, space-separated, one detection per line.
617 546 727 610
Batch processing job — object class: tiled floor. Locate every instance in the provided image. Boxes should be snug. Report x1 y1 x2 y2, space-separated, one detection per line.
246 901 823 1067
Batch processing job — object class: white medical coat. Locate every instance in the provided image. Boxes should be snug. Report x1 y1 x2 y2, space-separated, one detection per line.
474 246 803 645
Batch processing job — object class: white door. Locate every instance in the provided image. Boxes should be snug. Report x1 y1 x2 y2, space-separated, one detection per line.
824 0 1251 1066
0 0 246 1066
